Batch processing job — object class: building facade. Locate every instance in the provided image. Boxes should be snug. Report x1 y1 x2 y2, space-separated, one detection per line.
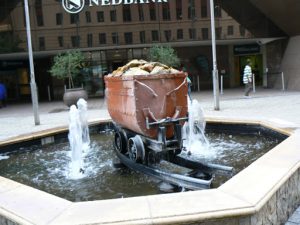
1 0 276 102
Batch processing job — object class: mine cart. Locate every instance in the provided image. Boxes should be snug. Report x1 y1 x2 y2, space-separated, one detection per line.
104 61 233 190
105 72 188 164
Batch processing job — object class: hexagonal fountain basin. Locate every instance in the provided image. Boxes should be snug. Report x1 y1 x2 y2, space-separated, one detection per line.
0 119 299 225
0 122 286 202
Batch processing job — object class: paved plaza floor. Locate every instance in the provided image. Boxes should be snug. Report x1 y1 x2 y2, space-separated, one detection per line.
1 87 300 142
0 87 300 224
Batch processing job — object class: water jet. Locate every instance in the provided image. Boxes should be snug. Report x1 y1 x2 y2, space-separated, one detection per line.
0 116 298 225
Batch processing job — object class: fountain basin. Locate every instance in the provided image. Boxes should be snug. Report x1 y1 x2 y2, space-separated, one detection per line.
0 118 299 225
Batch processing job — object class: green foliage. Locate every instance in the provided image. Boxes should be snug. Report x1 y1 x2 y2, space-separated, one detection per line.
148 45 180 67
49 50 85 88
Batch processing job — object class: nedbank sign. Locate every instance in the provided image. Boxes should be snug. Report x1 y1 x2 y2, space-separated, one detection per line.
62 0 168 14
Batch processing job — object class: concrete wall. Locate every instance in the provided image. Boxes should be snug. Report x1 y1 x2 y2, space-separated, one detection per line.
265 40 286 89
279 36 300 90
187 166 300 225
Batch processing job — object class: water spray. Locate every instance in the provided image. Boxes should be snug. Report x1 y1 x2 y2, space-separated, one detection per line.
68 98 90 179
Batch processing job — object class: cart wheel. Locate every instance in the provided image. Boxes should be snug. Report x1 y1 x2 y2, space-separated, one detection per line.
174 148 182 155
128 135 145 163
114 131 127 153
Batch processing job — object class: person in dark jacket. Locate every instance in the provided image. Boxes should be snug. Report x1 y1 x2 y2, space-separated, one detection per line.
0 82 7 108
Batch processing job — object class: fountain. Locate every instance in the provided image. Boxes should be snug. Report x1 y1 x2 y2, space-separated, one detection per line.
0 75 296 224
0 107 284 201
77 98 90 147
67 98 90 179
68 105 84 179
183 99 210 156
0 106 298 224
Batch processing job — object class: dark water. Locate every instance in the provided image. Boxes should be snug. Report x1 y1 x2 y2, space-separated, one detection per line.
0 130 280 202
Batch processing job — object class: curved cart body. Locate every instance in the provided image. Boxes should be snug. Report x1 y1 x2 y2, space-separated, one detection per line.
104 73 188 139
105 72 233 190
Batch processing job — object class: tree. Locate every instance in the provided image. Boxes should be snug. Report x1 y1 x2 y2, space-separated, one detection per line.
148 45 180 68
49 50 85 89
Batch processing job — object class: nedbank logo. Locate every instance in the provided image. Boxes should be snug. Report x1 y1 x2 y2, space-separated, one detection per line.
62 0 168 14
62 0 85 14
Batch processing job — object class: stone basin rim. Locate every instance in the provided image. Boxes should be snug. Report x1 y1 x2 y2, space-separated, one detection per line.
0 117 298 225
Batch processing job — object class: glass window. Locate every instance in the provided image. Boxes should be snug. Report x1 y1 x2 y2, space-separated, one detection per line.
189 28 196 39
177 29 183 39
91 52 100 61
85 11 91 23
239 25 245 36
201 0 208 18
39 37 45 50
35 0 44 26
133 49 142 58
124 32 133 44
152 30 159 42
110 10 117 22
99 33 106 44
162 2 171 21
176 0 182 20
87 34 93 47
58 36 64 47
215 5 222 18
138 5 144 21
127 49 133 60
97 11 104 22
123 5 131 22
70 14 79 24
188 0 196 20
227 25 234 35
149 3 156 21
71 36 80 47
21 1 26 27
112 32 119 44
216 27 222 39
140 31 146 43
56 13 63 25
100 51 106 61
202 27 209 40
164 30 171 42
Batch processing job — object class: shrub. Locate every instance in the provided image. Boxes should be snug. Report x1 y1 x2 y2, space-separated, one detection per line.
148 45 180 68
49 50 85 89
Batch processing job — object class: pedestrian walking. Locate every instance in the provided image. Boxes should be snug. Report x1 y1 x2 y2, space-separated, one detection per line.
243 59 253 97
181 64 192 100
0 82 7 108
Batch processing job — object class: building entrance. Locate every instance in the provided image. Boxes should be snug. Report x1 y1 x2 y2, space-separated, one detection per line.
0 67 31 102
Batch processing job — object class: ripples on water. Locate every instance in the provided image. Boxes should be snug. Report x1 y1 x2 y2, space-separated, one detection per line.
0 130 280 202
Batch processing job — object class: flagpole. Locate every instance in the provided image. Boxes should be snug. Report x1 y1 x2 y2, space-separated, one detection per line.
210 0 220 110
24 0 40 125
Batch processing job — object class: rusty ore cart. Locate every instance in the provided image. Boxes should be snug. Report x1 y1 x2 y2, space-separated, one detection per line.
104 73 233 190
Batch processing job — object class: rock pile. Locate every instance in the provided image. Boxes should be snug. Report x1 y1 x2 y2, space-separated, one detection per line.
107 59 181 77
